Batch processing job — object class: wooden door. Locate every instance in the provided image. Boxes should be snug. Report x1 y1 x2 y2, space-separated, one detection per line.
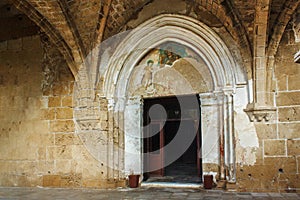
195 119 202 177
145 121 164 176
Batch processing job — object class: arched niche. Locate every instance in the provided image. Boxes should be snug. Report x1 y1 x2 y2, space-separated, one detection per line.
102 14 251 183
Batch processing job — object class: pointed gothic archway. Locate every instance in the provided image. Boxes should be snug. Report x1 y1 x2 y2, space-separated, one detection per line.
103 14 250 184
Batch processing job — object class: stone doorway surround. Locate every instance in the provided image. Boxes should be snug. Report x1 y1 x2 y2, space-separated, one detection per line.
74 14 253 187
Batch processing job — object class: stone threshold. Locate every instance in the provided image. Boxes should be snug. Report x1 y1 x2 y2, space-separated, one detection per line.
140 182 203 189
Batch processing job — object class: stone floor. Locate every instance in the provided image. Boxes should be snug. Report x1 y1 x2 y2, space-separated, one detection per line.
0 187 300 200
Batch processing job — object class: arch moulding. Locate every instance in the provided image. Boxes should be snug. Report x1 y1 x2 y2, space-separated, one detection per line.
99 14 251 184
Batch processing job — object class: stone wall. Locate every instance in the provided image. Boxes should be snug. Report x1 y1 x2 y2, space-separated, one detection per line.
0 2 299 192
236 27 300 192
0 36 116 188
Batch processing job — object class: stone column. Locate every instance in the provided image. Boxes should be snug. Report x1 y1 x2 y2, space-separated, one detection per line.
107 97 115 181
244 0 276 122
223 89 236 183
199 93 222 179
124 96 143 175
200 91 236 183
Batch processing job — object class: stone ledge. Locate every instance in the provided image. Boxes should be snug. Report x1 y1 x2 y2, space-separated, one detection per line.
244 103 277 122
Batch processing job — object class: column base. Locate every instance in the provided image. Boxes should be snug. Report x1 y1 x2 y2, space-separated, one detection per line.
216 180 226 190
226 182 238 192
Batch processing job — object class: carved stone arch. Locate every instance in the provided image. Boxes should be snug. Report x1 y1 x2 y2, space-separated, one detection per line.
104 14 247 101
100 14 252 184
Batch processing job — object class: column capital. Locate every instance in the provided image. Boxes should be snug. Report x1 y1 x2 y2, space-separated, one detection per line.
244 102 276 122
126 96 143 106
199 92 221 106
107 97 115 111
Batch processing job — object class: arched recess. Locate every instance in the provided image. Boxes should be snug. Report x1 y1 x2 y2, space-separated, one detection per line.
105 15 247 98
103 14 250 183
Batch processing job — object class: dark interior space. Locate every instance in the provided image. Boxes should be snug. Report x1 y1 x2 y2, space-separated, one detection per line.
164 120 197 176
143 95 202 183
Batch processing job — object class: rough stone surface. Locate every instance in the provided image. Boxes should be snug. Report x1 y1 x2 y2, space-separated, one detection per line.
0 187 298 200
0 0 299 194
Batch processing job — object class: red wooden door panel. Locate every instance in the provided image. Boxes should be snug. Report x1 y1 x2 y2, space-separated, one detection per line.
147 122 164 176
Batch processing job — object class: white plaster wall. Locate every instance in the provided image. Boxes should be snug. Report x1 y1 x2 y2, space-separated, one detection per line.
234 86 259 166
201 97 220 165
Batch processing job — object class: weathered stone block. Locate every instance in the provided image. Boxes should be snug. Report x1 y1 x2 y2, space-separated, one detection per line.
242 165 277 180
43 175 61 187
279 107 300 122
40 108 56 120
16 175 30 187
53 83 70 96
60 173 82 188
276 92 300 106
286 174 300 188
255 123 277 139
50 120 75 132
82 179 102 188
288 74 300 91
55 160 72 173
47 145 73 160
238 180 261 192
264 140 286 156
48 97 61 107
36 161 55 174
100 121 108 130
278 123 300 139
37 147 46 160
55 133 81 145
56 108 73 119
287 140 300 155
264 157 297 174
62 96 73 107
100 111 108 121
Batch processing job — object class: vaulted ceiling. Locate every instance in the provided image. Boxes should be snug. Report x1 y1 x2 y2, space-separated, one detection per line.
1 0 299 75
0 0 39 41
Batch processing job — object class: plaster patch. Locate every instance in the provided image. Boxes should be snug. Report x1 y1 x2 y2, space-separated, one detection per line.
235 113 259 148
234 87 259 165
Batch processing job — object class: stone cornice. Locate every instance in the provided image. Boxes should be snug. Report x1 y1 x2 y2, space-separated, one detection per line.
244 103 277 122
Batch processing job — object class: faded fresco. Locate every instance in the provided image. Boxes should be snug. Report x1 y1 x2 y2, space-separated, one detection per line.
128 42 213 97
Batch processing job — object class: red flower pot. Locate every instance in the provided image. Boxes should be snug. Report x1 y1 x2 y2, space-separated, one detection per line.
128 174 140 188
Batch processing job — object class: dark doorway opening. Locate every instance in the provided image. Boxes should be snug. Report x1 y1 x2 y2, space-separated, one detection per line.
143 95 202 183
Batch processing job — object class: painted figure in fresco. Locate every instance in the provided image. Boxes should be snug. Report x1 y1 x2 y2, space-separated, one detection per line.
165 50 180 65
141 60 154 88
158 49 167 67
158 46 182 66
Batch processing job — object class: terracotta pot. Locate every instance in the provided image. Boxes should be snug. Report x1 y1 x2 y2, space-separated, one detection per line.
203 175 213 189
128 174 140 188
